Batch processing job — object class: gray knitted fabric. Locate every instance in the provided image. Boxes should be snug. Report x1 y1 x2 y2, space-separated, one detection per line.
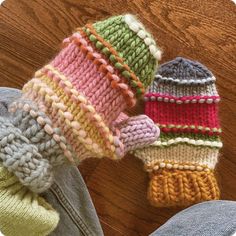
148 80 219 97
0 116 54 192
0 88 22 116
10 100 66 167
0 88 70 193
156 57 216 84
147 57 218 96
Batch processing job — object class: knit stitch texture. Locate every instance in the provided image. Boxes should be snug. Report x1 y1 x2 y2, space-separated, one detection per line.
0 14 161 193
0 162 59 236
134 57 222 207
0 88 59 236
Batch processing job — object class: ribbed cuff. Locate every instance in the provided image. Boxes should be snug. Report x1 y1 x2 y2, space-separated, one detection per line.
148 169 220 207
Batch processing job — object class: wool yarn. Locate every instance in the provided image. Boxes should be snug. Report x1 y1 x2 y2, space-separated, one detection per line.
0 162 59 236
134 57 222 207
0 88 21 116
0 89 59 236
1 14 161 193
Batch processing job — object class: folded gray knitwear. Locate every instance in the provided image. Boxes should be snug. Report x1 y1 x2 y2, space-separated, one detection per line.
0 87 22 116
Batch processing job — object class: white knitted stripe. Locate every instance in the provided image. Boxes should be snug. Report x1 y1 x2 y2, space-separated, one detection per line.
155 74 216 85
151 138 222 148
134 144 219 169
123 14 162 60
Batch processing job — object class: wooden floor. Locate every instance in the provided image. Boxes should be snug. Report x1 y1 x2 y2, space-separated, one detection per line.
1 0 236 235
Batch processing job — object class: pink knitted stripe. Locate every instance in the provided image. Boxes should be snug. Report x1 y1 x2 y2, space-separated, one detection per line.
65 33 135 102
145 93 220 102
145 101 220 128
51 41 127 124
52 43 83 69
24 82 103 158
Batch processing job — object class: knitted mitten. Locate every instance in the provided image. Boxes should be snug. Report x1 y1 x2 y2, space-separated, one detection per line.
0 89 59 236
134 57 222 207
1 14 161 193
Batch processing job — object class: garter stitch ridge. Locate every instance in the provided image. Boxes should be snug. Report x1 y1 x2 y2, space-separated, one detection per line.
134 57 222 207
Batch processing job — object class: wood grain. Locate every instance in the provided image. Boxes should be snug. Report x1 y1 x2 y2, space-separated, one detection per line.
0 0 236 235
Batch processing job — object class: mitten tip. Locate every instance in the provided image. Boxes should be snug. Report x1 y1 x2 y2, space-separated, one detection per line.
123 14 162 60
142 115 160 144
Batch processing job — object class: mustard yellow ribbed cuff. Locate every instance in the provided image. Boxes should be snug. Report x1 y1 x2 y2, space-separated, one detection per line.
148 169 220 207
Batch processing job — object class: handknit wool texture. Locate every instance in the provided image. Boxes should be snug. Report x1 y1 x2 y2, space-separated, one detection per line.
0 14 161 193
0 88 21 116
134 57 222 207
0 162 59 236
0 88 59 236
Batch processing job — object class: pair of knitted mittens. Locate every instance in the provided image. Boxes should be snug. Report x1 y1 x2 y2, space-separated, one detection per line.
0 15 161 236
135 57 222 207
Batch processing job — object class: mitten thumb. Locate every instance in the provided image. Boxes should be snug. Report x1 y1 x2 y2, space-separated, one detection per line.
112 114 160 157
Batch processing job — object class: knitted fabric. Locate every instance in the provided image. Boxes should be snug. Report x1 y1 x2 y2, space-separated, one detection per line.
0 162 59 236
0 114 64 193
1 14 161 193
134 57 222 207
0 88 21 117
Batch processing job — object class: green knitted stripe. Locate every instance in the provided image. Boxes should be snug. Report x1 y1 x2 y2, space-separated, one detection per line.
93 15 156 88
82 27 144 97
153 132 222 149
158 123 222 133
159 133 220 142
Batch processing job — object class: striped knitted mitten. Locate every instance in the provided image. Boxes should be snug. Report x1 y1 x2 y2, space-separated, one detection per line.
134 57 222 207
1 14 161 193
